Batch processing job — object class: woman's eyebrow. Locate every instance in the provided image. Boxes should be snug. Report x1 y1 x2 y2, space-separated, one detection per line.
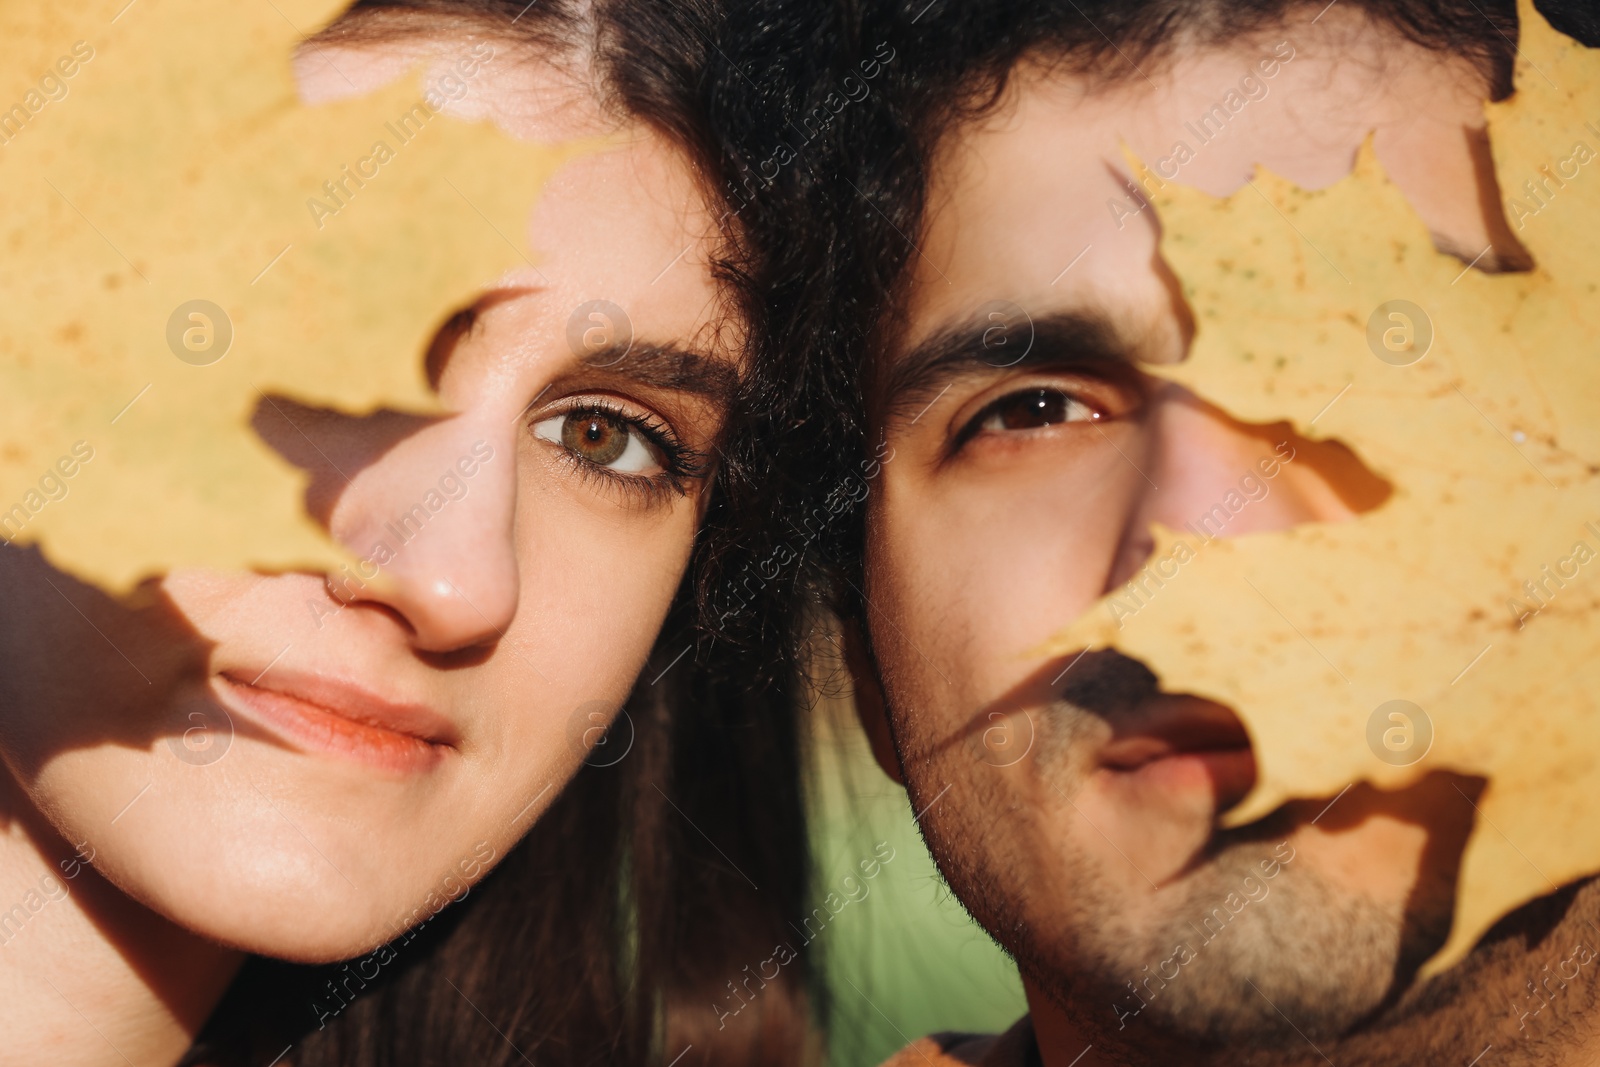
580 341 741 406
878 308 1134 427
425 287 544 390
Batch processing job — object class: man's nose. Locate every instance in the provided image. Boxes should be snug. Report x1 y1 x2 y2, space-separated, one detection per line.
252 396 520 652
1109 386 1390 587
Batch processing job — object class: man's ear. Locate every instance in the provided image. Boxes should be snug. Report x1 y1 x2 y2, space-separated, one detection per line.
842 620 904 786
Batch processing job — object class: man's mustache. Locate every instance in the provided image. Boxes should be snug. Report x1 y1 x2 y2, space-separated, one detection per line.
1056 648 1161 718
936 648 1177 767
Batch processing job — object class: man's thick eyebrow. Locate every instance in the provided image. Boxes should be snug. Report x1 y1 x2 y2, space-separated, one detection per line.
581 342 741 404
879 309 1133 424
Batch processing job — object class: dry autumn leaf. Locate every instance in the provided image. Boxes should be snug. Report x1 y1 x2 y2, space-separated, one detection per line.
0 0 573 589
1045 0 1600 971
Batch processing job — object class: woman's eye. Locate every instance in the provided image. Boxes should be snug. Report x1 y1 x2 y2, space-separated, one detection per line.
977 388 1100 432
532 410 663 474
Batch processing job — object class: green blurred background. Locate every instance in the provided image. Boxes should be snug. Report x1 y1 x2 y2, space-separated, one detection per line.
803 692 1027 1067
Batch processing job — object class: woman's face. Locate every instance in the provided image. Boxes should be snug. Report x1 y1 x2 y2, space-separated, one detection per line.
0 34 738 962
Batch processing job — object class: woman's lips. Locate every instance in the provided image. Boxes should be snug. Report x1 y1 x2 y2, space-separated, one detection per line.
212 669 456 774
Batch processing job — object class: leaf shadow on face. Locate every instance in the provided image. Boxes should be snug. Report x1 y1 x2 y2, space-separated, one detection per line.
0 379 465 811
0 542 307 778
250 396 441 532
0 540 304 1025
0 296 507 823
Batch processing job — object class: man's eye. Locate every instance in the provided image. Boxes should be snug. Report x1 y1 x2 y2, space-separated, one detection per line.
976 388 1101 432
531 410 663 474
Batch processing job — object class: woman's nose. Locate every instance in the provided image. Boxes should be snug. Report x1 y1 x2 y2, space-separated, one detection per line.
252 396 520 652
334 413 519 650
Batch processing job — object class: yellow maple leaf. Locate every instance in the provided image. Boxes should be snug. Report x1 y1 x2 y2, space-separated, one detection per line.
1045 0 1600 971
0 0 576 589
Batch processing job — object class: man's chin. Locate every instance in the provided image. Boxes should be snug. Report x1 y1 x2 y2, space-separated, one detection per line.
1022 834 1411 1046
1071 751 1258 886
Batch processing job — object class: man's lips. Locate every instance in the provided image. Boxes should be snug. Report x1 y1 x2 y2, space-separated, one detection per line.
212 668 458 773
1095 697 1258 812
1098 701 1252 768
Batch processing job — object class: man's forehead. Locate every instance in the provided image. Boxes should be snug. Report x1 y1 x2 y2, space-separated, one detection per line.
898 14 1499 374
895 78 1181 380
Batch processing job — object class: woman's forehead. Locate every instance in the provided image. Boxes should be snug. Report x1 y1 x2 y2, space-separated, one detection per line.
292 27 738 361
294 26 611 142
530 135 726 313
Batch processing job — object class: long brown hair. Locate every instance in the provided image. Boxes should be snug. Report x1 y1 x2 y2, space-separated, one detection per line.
183 2 816 1064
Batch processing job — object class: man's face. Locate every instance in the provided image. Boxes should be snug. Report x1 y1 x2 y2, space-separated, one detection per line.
860 19 1514 1042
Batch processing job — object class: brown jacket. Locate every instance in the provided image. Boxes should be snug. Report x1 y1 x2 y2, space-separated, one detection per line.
880 1017 1039 1067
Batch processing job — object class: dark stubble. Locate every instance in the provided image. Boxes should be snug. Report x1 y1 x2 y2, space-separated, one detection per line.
912 652 1439 1047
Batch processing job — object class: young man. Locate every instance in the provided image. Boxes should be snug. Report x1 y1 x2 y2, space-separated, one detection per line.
720 0 1600 1063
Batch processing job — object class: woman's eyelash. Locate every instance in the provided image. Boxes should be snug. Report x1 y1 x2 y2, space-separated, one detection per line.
528 398 709 505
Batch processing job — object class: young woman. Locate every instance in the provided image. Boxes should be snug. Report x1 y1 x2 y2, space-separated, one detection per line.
0 2 812 1064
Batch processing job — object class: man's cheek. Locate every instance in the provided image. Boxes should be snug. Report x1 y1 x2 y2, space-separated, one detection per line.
879 667 970 772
